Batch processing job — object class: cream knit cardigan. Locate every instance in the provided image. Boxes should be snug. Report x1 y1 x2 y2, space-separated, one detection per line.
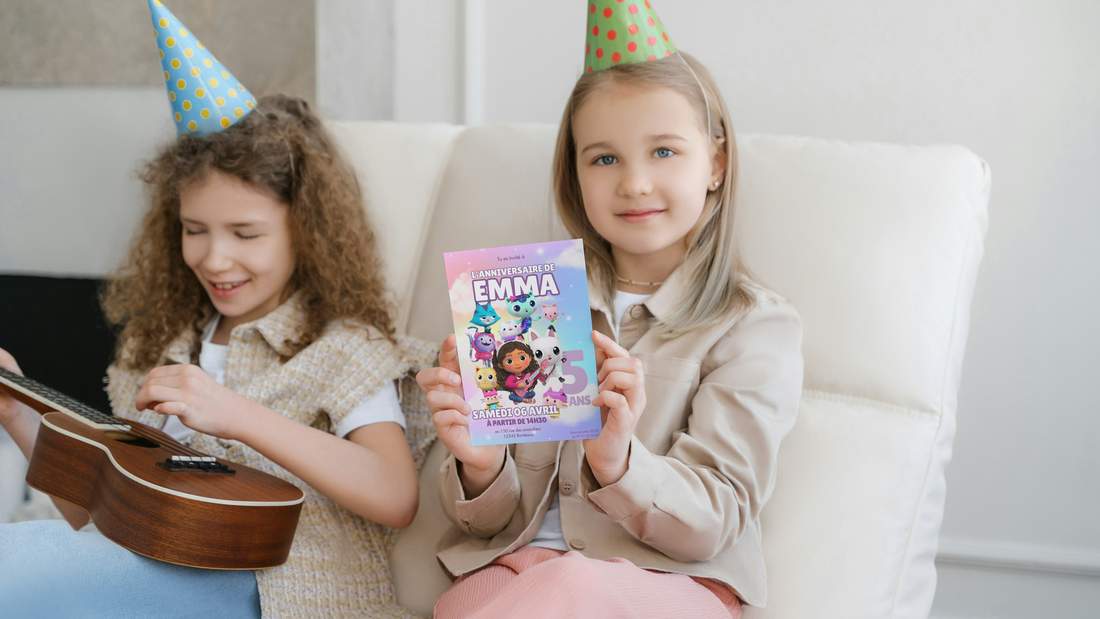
107 295 437 619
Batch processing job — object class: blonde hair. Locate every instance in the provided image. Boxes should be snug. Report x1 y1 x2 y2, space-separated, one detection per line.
102 95 396 371
552 51 753 338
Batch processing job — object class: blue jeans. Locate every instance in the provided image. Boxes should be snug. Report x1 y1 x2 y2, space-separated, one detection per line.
0 520 261 619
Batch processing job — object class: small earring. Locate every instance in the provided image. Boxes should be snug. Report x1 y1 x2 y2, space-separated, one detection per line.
713 181 720 188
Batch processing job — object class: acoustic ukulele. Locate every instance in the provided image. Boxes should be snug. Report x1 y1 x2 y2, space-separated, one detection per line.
0 366 303 570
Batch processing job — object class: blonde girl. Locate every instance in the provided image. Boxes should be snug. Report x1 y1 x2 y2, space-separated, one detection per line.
0 95 435 619
417 42 804 619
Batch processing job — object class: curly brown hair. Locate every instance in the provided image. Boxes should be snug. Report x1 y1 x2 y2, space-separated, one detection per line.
492 341 538 391
102 94 395 371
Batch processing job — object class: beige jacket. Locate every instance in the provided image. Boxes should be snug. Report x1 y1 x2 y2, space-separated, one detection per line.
108 294 439 619
436 267 804 608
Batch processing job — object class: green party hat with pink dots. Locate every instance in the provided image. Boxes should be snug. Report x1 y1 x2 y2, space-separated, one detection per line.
585 0 676 73
148 0 258 137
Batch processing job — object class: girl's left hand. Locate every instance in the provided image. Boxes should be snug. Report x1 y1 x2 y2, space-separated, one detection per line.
583 330 646 487
134 364 255 441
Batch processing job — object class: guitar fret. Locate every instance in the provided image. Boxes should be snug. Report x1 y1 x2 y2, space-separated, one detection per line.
0 367 124 428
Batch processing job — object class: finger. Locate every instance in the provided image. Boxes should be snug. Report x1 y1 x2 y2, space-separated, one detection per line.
594 347 608 368
152 363 190 375
599 370 640 394
135 385 184 411
141 374 186 391
599 391 636 437
0 348 23 375
438 334 461 371
591 392 608 411
425 390 472 415
148 373 204 392
153 401 189 416
166 364 211 386
597 357 642 382
592 330 629 359
139 364 191 384
592 389 629 416
416 367 462 393
432 408 471 429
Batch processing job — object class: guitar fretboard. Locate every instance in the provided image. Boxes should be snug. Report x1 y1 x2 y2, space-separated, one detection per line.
0 366 130 431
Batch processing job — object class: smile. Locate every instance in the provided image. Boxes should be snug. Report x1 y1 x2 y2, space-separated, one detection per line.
617 209 664 223
208 280 249 297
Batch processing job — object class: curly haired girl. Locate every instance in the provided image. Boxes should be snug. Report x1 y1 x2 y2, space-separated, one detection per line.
0 95 435 619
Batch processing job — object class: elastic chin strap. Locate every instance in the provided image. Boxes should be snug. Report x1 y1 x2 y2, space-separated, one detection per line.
284 139 295 176
677 53 712 140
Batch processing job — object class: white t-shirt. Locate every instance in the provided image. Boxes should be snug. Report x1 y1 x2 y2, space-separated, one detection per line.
160 316 405 444
527 290 651 552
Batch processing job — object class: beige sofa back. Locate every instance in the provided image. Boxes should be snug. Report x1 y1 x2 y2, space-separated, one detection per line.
329 122 990 619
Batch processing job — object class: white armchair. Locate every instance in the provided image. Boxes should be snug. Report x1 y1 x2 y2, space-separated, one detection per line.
330 122 990 619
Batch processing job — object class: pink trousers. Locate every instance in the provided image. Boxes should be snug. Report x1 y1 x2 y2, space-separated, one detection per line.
435 546 742 619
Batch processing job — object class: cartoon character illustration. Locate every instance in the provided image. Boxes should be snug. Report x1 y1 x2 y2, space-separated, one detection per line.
475 367 501 410
498 320 523 342
466 328 498 366
470 302 500 333
507 292 540 339
529 325 568 386
494 340 539 405
540 387 568 419
540 301 561 324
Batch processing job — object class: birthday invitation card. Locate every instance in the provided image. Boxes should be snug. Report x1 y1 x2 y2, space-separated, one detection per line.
444 239 603 446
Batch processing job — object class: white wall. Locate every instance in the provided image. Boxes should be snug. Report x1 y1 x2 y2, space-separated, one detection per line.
0 88 174 276
393 0 459 123
316 0 394 121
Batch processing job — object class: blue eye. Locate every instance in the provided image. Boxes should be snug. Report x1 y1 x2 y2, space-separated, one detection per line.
595 155 617 166
654 147 674 158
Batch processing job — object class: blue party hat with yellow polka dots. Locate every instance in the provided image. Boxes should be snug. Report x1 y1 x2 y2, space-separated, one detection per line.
149 0 258 137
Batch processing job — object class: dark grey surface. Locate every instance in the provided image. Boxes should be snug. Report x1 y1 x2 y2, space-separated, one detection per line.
0 274 116 414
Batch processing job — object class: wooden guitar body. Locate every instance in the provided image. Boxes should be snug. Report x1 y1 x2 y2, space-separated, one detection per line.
25 412 304 570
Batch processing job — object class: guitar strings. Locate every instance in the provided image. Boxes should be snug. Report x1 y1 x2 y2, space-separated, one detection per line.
2 369 216 459
122 424 191 455
120 422 210 458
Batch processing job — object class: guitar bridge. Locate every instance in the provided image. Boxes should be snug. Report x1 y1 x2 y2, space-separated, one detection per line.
156 455 235 474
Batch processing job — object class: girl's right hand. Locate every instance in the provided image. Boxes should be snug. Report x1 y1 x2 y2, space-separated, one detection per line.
416 334 506 495
0 347 26 423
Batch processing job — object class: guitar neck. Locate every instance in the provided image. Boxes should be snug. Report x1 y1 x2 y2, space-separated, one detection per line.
0 366 131 432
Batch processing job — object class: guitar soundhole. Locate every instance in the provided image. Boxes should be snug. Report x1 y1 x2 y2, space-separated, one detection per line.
103 431 159 449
